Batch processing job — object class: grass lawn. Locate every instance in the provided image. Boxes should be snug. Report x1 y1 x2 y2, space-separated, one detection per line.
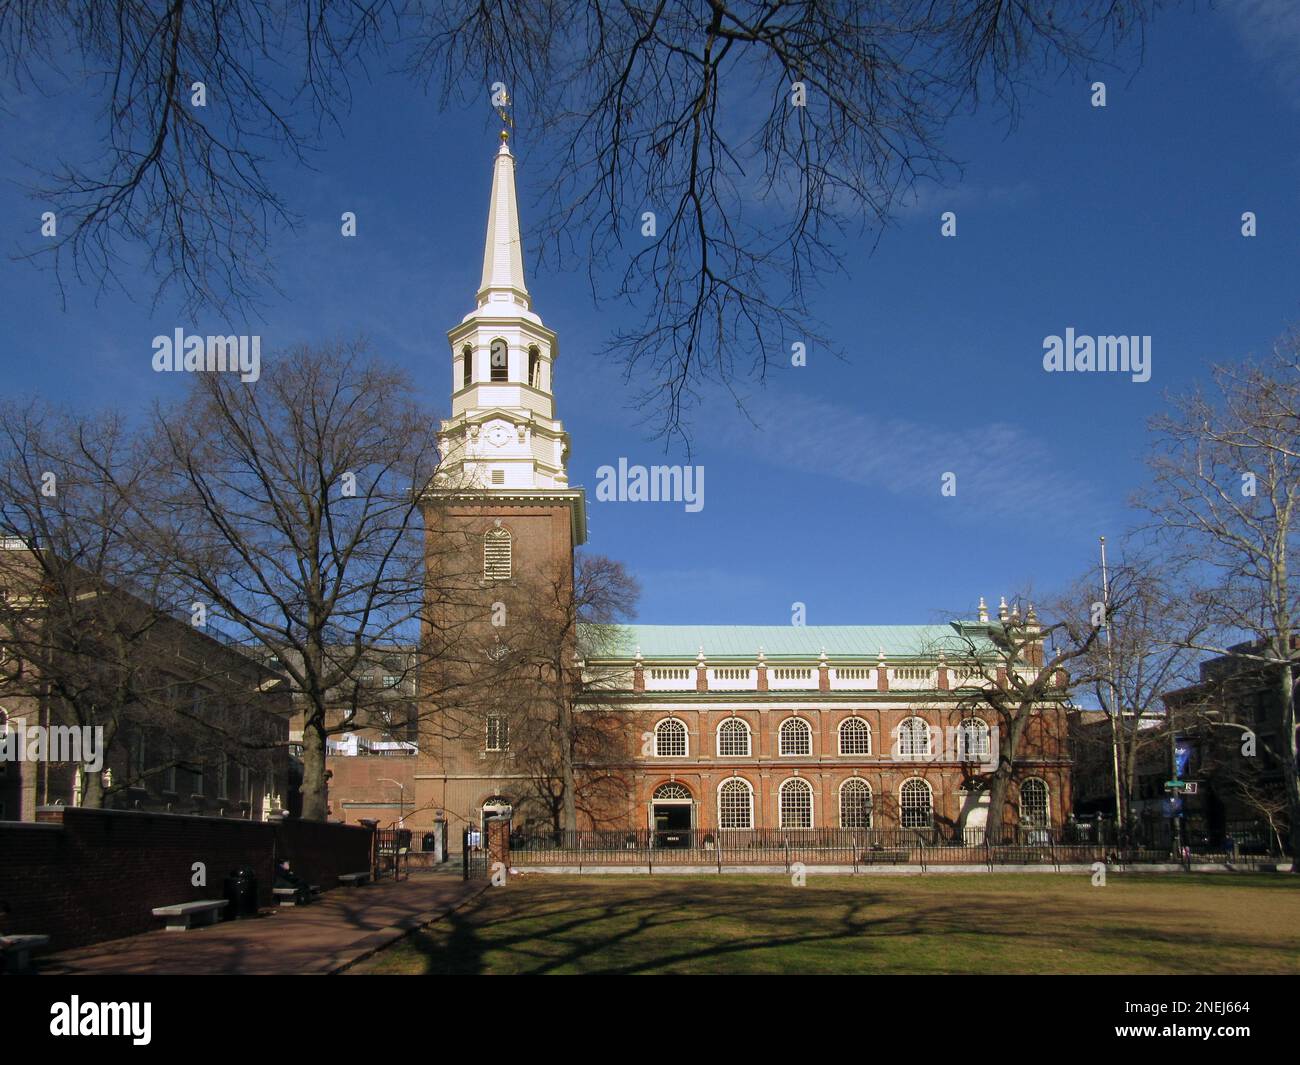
348 872 1300 975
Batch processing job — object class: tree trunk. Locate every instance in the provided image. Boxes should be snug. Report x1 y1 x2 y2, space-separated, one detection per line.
300 714 328 821
81 763 105 809
1279 656 1300 873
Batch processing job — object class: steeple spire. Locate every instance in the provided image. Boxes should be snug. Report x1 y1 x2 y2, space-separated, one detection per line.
477 138 530 310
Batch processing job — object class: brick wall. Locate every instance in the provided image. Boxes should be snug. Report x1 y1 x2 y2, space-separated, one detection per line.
0 807 373 951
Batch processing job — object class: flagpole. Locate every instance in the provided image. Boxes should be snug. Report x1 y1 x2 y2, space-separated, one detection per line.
1100 536 1124 836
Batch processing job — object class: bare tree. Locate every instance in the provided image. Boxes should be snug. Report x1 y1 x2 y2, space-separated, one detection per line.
483 553 640 833
6 1 1159 440
0 401 242 807
934 594 1105 839
121 339 467 821
1139 330 1300 868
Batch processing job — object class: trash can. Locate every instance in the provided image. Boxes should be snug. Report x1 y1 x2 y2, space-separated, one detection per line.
223 866 259 920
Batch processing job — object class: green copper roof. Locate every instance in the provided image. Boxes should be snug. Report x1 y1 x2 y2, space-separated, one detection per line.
584 623 993 660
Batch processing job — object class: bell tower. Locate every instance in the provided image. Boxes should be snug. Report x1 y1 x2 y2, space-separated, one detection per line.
436 128 580 506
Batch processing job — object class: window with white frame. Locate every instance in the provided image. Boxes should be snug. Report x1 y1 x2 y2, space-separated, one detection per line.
654 718 688 757
483 526 512 581
778 716 812 756
900 778 933 828
461 344 473 388
957 717 991 761
840 778 873 828
1020 778 1050 828
654 781 691 800
896 716 932 758
716 717 751 757
779 777 813 828
838 717 871 755
486 715 510 752
718 778 753 829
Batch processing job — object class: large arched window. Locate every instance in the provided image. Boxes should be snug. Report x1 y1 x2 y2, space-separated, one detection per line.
489 338 509 381
778 716 812 756
896 716 932 758
840 778 873 828
1020 778 1050 828
717 717 751 757
957 717 991 761
654 781 691 800
900 778 933 828
838 717 871 755
483 526 512 581
461 344 473 389
779 778 814 828
718 778 753 829
527 345 541 388
654 718 688 758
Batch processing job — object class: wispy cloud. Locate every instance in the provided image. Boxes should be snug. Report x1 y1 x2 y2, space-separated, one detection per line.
709 388 1115 531
1223 0 1300 107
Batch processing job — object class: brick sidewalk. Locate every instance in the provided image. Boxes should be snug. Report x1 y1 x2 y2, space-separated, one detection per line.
39 872 487 975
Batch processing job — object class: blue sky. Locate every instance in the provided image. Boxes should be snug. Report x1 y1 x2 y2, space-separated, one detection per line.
2 1 1297 627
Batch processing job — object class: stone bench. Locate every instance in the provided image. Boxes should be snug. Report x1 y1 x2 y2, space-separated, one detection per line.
273 887 306 907
337 871 370 887
152 899 229 930
1 934 50 974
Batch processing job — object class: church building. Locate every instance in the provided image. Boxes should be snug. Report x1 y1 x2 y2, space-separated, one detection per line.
405 128 1073 846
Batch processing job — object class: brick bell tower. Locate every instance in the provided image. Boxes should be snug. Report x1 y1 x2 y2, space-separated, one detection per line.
417 117 586 833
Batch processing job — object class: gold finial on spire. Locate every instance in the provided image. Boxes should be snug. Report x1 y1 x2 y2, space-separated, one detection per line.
496 89 512 143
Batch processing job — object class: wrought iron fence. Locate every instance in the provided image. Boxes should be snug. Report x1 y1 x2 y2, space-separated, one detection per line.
507 820 1288 871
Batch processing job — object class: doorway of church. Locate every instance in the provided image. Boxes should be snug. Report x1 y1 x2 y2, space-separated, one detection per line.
653 802 693 848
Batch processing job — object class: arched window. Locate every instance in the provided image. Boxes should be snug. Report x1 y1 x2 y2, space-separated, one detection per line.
528 345 541 388
838 717 871 755
900 778 933 828
654 781 691 800
718 778 753 829
957 717 991 761
483 526 512 581
654 718 687 757
461 344 473 389
779 778 813 829
896 716 932 758
716 717 751 757
489 338 509 381
840 778 873 828
1020 778 1050 828
779 716 812 756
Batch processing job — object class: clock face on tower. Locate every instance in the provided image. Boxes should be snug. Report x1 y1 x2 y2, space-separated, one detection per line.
485 421 511 448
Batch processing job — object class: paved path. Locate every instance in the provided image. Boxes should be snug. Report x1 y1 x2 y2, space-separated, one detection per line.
41 872 486 975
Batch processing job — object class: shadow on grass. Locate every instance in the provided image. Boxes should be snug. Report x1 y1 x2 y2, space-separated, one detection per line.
356 874 1300 976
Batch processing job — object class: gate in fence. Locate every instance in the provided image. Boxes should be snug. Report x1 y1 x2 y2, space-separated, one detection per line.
462 826 490 881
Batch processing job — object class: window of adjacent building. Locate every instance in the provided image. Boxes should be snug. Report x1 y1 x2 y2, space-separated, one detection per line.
840 778 873 828
1020 778 1050 828
382 674 401 689
164 742 177 793
654 718 687 757
957 717 991 761
462 345 473 389
900 778 933 828
779 777 813 829
130 733 147 785
717 717 751 757
897 716 932 758
718 778 753 829
483 526 512 580
778 716 811 756
838 717 871 755
217 753 229 799
489 339 508 381
486 715 510 752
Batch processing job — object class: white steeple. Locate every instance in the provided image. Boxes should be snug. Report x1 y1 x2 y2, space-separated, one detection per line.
436 127 573 494
478 138 531 311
